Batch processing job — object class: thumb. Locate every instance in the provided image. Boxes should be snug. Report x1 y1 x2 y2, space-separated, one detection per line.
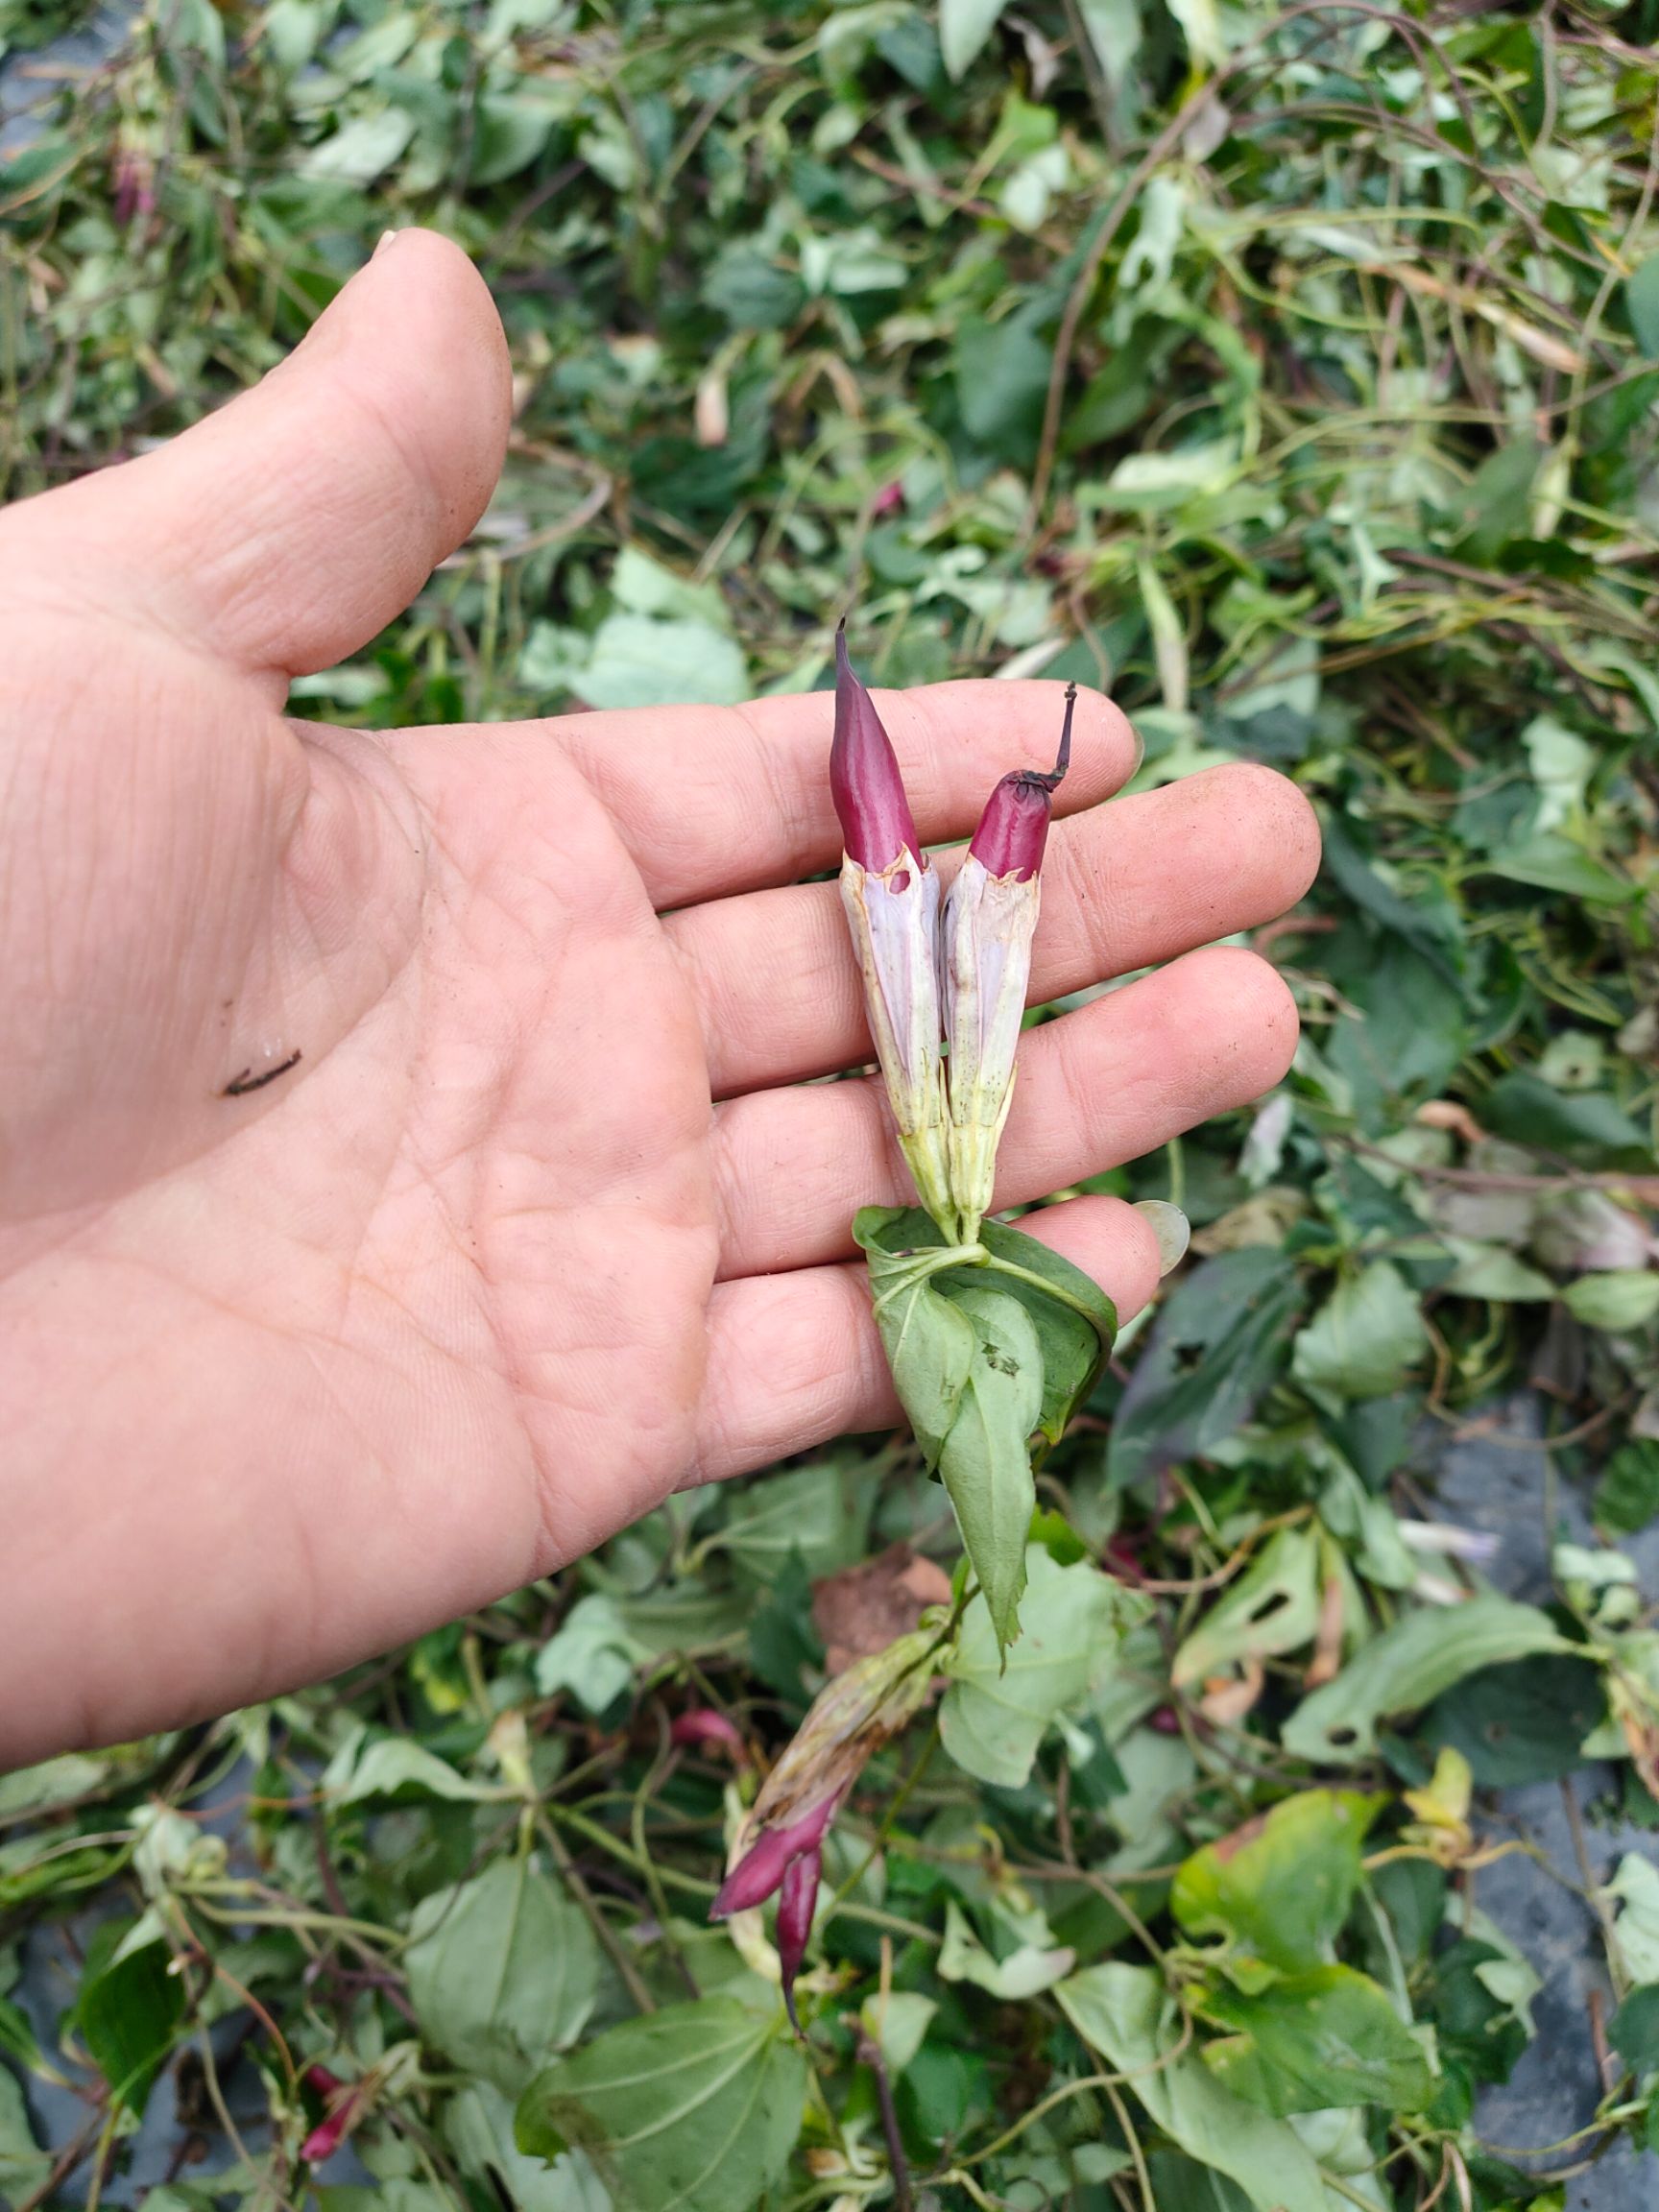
13 228 513 680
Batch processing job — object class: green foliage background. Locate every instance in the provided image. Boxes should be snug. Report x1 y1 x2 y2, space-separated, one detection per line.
1 0 1657 2206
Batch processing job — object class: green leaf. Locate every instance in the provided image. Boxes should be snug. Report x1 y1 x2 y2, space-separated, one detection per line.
956 1218 1118 1448
445 2080 610 2212
1171 1790 1382 1970
1107 1249 1303 1491
1477 833 1635 905
937 1899 1073 1998
951 308 1053 460
0 1753 109 1819
934 1286 1044 1647
78 1929 185 2116
1170 1527 1323 1690
406 1858 601 2093
939 0 1012 82
1626 254 1659 357
1419 1655 1607 1786
1320 813 1465 991
1291 1261 1429 1402
0 2065 50 2205
940 1548 1139 1788
1054 1964 1330 2212
325 1734 495 1805
1563 1271 1659 1331
534 1594 651 1715
515 1997 807 2212
702 244 804 331
300 108 418 186
1482 1070 1650 1168
1197 1965 1435 2114
710 1461 877 1583
854 1208 975 1464
580 614 748 712
1283 1596 1571 1764
1596 1441 1659 1538
1610 1984 1659 2074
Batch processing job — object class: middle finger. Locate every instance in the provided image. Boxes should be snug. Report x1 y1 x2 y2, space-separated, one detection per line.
670 760 1318 1098
710 943 1298 1280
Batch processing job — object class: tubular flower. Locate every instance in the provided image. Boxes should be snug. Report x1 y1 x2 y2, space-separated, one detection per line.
941 685 1075 1243
831 625 953 1234
709 1625 938 2027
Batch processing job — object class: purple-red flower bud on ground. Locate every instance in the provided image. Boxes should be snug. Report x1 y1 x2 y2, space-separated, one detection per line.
669 1708 747 1759
966 682 1075 881
831 622 922 872
301 2072 366 2165
776 1845 821 2035
709 1790 841 1919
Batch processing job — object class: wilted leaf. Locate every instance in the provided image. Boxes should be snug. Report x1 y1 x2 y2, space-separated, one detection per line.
813 1544 953 1673
938 1900 1073 1997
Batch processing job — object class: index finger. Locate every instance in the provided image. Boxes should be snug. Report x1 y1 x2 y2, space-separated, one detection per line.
550 676 1137 909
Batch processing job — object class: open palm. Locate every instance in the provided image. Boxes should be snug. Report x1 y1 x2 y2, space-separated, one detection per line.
0 234 1318 1767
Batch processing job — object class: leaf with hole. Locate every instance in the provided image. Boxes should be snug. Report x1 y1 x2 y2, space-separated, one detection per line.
1170 1527 1322 1689
1107 1248 1303 1492
1283 1597 1571 1764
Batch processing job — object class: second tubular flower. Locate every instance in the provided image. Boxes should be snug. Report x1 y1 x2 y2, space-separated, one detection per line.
941 685 1075 1243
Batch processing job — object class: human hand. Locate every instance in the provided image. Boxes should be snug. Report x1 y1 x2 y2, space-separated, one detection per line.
0 232 1318 1767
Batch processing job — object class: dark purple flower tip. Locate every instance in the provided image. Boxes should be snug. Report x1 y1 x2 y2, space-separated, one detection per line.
777 1845 821 2036
966 683 1077 881
832 621 923 873
709 1791 840 1920
669 1709 747 1760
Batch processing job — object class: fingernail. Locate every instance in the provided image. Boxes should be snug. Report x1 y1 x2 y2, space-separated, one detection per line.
1135 1200 1190 1276
373 228 401 259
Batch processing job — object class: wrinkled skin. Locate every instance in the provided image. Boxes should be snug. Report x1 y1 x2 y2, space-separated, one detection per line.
0 234 1320 1767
